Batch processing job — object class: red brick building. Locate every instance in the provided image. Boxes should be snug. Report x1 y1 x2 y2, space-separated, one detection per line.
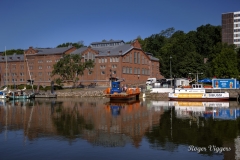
0 39 162 87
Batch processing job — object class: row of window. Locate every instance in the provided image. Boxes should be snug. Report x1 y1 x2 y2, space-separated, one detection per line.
3 73 24 76
101 70 117 75
28 66 51 69
38 60 57 63
234 19 240 22
234 14 240 17
3 78 51 82
100 65 117 69
98 57 119 63
123 53 149 65
3 72 52 76
83 52 95 62
234 39 240 42
3 79 25 82
91 42 123 47
234 29 240 32
122 67 150 75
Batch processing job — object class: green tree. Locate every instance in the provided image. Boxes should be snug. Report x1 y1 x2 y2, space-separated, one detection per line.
4 49 24 55
213 47 239 78
51 54 95 87
57 41 84 49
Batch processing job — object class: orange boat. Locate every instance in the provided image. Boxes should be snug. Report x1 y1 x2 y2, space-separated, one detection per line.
104 81 140 102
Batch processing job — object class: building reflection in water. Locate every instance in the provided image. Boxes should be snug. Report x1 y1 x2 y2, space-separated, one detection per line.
1 98 240 159
0 98 164 148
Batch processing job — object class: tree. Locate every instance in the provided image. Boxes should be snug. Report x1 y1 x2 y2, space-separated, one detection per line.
57 41 84 49
4 49 24 55
212 47 238 78
51 54 95 87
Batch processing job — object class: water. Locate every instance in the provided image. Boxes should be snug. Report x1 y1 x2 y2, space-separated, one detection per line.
0 98 239 160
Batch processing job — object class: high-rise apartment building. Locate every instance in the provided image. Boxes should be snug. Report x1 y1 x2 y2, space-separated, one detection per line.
222 11 240 47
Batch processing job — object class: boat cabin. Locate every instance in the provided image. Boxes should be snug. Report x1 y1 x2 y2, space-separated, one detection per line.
174 83 206 94
110 81 121 94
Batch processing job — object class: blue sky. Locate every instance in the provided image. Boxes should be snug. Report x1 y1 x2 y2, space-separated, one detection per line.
0 0 240 50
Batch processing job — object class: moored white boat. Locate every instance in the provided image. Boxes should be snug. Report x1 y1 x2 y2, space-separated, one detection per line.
168 84 229 101
0 87 8 99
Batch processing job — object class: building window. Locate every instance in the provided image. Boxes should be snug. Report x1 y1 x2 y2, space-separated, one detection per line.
126 67 129 74
113 71 116 74
20 72 24 76
134 52 137 64
38 60 43 63
130 67 132 74
112 64 117 68
20 65 24 69
123 67 125 73
99 58 101 63
101 71 105 75
38 72 42 76
100 65 106 69
30 72 33 76
47 66 51 69
39 66 42 69
130 53 132 63
138 52 140 64
29 66 33 70
105 58 107 63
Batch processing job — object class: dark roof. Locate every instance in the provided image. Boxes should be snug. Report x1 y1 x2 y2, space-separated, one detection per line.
27 47 74 55
71 47 88 55
0 54 24 62
91 43 133 57
146 52 159 61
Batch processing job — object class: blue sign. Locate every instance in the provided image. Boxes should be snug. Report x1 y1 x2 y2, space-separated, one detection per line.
212 79 236 89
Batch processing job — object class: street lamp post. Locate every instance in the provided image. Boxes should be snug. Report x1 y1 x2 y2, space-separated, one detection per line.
189 71 203 84
170 56 172 87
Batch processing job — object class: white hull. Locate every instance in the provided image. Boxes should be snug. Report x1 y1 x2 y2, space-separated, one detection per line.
168 85 229 101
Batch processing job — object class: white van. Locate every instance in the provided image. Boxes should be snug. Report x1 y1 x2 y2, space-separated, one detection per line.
146 78 157 85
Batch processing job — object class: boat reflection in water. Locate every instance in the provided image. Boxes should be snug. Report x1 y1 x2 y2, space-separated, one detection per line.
168 101 240 120
1 98 240 159
105 100 141 116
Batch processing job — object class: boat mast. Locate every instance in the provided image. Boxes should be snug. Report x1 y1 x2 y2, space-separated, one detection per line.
24 51 34 92
5 46 7 87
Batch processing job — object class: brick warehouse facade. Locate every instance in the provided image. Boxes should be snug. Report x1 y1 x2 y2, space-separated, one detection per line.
0 39 162 87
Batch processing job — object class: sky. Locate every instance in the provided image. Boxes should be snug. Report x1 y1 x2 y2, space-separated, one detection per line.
0 0 240 50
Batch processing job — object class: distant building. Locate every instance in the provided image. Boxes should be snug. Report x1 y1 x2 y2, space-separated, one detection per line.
0 39 162 87
222 11 240 47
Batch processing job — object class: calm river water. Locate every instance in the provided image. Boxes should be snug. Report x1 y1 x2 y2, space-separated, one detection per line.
0 97 240 160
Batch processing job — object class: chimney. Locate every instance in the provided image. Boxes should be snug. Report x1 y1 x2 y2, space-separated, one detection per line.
107 51 110 55
119 50 122 55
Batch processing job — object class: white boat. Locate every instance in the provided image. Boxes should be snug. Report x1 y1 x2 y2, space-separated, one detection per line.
169 101 230 119
168 84 229 101
0 87 8 99
7 87 35 100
